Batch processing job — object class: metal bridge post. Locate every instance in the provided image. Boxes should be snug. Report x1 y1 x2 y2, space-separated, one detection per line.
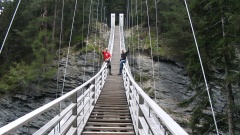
92 78 96 105
71 93 77 135
137 95 144 134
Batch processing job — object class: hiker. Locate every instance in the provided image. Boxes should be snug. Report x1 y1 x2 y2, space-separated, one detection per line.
102 48 112 75
118 47 129 75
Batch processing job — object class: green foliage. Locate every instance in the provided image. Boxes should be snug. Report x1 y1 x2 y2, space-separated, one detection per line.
144 87 154 98
134 73 149 82
181 0 240 133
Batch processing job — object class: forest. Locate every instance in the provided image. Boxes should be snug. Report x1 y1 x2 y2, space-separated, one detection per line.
0 0 240 134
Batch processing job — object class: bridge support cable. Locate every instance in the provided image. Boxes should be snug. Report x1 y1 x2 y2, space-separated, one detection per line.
121 21 188 133
84 0 93 81
99 0 103 70
127 0 131 67
120 25 189 134
130 0 136 78
56 0 65 98
92 0 99 75
184 1 219 134
95 0 100 72
0 0 21 54
139 0 143 86
61 0 78 96
55 0 65 132
135 0 141 86
145 0 156 101
58 2 79 132
81 0 86 84
154 0 160 101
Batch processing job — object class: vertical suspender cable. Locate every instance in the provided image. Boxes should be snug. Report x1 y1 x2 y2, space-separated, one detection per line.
131 0 135 76
92 1 96 75
100 0 103 25
94 0 99 73
154 0 159 101
126 3 129 32
184 0 219 134
127 0 131 67
57 0 65 97
135 0 141 84
81 0 85 84
145 0 156 100
84 0 93 79
99 0 103 67
57 1 65 131
61 0 78 95
0 0 21 54
139 0 143 86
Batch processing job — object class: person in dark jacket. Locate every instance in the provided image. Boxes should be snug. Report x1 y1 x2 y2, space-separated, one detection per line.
118 47 129 75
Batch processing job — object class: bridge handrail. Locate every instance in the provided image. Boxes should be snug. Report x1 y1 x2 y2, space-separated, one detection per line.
119 25 188 135
0 62 108 134
123 67 188 135
0 23 115 134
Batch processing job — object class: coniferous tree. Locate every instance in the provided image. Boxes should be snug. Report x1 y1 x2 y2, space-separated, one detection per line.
182 0 240 134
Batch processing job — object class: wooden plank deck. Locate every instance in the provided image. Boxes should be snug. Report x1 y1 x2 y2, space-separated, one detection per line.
82 26 134 135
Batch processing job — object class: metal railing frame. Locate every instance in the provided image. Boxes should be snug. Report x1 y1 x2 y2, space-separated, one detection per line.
0 63 107 135
0 26 115 135
119 26 188 135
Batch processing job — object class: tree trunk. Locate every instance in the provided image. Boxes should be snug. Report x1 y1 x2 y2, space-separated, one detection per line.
52 0 57 53
221 8 235 135
43 3 48 65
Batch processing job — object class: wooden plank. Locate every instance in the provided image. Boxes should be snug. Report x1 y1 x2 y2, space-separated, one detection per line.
86 122 133 126
82 132 135 135
88 119 132 123
96 102 128 104
82 26 134 135
90 115 130 118
84 126 134 130
93 109 129 112
94 105 129 107
94 107 128 109
92 112 130 115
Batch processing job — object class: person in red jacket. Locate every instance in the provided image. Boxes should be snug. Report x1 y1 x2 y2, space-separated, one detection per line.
102 48 112 75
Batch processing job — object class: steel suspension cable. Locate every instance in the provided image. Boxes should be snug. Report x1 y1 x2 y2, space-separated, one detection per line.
130 0 135 77
92 1 97 76
0 0 21 54
97 0 103 71
99 0 103 68
81 0 85 84
61 0 78 95
139 0 143 86
145 0 156 100
57 0 65 97
154 0 159 101
55 1 65 132
127 0 131 68
94 0 99 73
184 0 219 134
84 0 93 80
135 0 141 86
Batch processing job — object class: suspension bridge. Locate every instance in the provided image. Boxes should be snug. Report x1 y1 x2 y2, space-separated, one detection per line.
0 13 190 135
0 0 222 134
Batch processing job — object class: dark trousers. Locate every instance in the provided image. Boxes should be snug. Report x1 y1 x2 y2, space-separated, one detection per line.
105 60 111 74
119 60 126 74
